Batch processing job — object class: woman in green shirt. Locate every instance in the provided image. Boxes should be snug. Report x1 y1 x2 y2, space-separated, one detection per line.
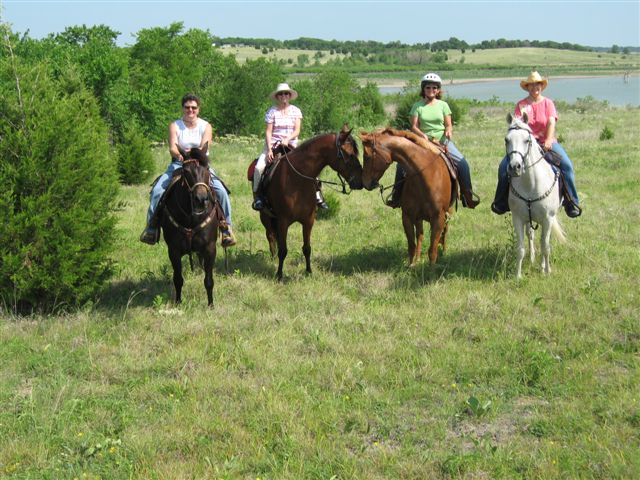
387 73 479 209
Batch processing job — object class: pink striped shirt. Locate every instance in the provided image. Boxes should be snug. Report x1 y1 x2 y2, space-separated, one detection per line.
265 105 303 147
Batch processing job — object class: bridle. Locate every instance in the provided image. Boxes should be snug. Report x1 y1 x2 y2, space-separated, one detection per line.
506 125 559 230
165 158 217 245
367 133 429 203
281 132 359 194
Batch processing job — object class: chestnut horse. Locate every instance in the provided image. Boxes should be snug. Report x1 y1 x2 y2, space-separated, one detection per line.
260 125 363 280
359 128 455 266
160 143 219 305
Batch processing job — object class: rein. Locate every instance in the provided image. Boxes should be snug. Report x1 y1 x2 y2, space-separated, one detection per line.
280 132 355 195
507 125 559 230
369 134 431 203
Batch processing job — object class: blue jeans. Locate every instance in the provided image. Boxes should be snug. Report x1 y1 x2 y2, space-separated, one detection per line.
147 160 232 226
493 142 579 211
393 140 474 192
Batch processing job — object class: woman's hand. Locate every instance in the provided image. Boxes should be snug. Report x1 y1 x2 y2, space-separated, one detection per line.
444 127 453 140
543 138 553 151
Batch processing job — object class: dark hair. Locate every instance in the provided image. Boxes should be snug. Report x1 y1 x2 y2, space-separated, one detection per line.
181 94 201 107
420 82 443 100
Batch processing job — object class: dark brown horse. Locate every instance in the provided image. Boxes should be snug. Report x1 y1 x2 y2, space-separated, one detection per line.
359 128 455 266
260 125 363 280
160 143 219 305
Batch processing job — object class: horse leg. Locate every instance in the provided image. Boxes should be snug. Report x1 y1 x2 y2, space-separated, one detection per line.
512 216 526 279
439 211 450 254
275 220 290 281
527 224 535 265
414 220 424 264
203 245 216 306
402 211 417 267
540 220 552 275
428 213 445 265
261 213 277 258
302 219 314 275
168 248 184 304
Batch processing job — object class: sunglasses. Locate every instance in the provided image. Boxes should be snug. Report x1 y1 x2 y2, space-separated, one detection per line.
276 91 291 96
183 105 199 110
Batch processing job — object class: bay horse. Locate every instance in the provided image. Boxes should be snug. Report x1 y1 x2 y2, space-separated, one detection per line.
505 114 566 279
359 128 455 266
260 124 363 280
160 143 219 305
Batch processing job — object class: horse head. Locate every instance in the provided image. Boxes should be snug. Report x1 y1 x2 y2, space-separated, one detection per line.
178 142 213 215
335 124 363 190
505 113 535 178
359 130 393 191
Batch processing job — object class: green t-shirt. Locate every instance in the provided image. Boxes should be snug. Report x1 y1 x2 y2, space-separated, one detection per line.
409 99 452 141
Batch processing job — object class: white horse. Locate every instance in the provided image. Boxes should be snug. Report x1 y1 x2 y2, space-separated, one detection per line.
505 113 566 279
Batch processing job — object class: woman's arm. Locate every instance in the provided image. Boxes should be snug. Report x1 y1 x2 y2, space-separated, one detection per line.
410 115 428 140
543 116 556 151
444 114 453 140
168 122 183 161
282 118 301 147
265 122 275 160
201 122 213 150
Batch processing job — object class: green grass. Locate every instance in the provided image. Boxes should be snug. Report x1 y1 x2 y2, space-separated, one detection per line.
1 104 639 479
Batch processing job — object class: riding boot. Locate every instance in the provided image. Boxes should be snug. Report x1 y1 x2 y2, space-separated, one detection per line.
221 225 236 247
461 188 480 209
561 182 582 218
252 192 265 211
139 214 160 245
491 172 510 215
316 188 329 210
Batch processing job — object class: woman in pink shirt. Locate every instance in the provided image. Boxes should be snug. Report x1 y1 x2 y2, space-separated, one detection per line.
491 72 581 218
252 82 330 211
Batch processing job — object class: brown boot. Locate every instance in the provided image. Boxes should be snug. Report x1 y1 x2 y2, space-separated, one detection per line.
385 185 403 208
461 189 480 209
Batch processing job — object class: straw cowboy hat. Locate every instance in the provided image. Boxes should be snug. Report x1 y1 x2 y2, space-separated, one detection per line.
520 71 548 91
270 83 298 100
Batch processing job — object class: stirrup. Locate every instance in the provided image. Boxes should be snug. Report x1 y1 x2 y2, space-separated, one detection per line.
221 228 236 247
139 227 159 245
491 201 508 215
252 198 264 211
462 190 481 209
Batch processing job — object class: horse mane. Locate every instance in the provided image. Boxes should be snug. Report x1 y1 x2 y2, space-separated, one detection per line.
378 128 442 155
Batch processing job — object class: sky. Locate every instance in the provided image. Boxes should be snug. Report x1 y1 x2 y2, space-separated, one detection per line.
2 0 639 48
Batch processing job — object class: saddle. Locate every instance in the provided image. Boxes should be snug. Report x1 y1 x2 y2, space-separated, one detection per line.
542 149 581 214
248 144 292 195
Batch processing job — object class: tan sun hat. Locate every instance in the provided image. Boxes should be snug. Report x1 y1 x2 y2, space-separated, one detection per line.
520 71 548 91
270 82 298 101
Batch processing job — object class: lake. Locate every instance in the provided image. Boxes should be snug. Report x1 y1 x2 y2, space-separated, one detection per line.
379 75 640 106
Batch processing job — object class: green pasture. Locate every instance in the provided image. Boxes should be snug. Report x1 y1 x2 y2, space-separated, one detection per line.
221 45 347 65
1 104 639 478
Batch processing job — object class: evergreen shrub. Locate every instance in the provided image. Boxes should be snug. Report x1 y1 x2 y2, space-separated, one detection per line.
116 126 154 185
0 60 119 312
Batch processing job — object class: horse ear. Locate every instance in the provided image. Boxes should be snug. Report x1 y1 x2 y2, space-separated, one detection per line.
201 141 208 153
506 113 513 124
341 123 352 135
522 111 529 124
177 144 188 159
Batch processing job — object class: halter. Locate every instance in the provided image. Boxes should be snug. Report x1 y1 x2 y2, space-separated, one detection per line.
506 125 559 230
281 132 357 195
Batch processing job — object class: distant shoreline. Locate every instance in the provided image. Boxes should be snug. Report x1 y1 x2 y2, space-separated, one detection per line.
372 73 638 89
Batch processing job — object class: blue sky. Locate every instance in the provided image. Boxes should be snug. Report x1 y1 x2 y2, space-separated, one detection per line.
2 1 639 48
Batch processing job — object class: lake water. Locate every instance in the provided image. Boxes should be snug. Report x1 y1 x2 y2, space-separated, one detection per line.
379 75 640 106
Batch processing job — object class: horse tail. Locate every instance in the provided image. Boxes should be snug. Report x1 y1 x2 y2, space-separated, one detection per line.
551 216 567 244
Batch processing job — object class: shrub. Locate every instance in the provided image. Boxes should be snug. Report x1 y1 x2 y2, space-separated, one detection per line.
116 126 154 185
0 59 119 312
599 125 614 141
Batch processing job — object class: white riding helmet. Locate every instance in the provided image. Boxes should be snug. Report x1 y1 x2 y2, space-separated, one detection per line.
421 72 442 85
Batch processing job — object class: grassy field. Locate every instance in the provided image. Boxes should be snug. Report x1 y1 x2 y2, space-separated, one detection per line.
1 103 639 479
221 45 347 65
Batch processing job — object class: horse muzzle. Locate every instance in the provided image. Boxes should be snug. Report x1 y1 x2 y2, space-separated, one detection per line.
508 162 523 178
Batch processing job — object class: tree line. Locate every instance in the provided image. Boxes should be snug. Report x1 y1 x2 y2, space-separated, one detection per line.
0 22 389 311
